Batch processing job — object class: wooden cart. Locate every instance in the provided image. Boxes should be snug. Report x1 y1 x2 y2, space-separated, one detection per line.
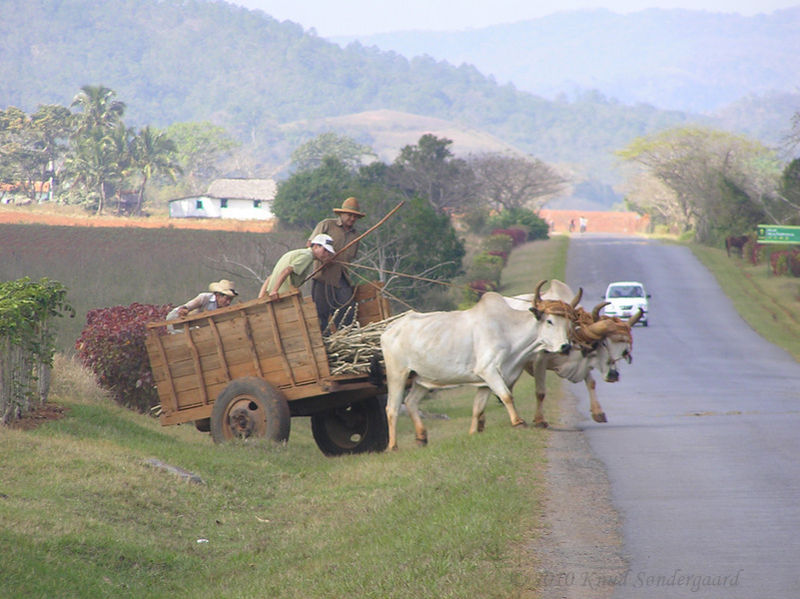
144 284 392 455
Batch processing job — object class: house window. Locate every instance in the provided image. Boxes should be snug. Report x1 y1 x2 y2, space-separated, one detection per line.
220 198 228 208
253 200 261 208
195 199 203 210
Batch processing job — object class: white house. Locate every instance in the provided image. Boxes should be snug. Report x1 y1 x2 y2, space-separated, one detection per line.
169 178 277 220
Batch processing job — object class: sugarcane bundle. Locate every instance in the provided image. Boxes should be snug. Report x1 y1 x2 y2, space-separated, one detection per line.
323 307 406 375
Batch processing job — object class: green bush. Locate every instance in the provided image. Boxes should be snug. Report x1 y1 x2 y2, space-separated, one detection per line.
467 252 504 286
0 278 73 423
484 233 514 255
487 207 548 240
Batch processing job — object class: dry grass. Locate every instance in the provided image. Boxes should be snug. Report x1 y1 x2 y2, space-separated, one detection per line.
48 354 111 404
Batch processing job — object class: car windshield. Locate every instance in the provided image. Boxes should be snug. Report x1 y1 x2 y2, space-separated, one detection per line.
609 285 643 298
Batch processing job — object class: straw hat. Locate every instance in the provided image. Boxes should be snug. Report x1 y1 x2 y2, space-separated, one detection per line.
208 279 238 296
333 196 365 218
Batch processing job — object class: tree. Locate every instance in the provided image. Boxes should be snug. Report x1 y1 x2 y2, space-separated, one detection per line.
290 132 377 173
271 156 356 230
65 86 130 214
390 134 477 212
65 126 127 215
467 152 566 212
353 190 464 306
0 107 40 200
163 121 238 194
29 105 73 200
618 127 782 243
782 111 800 157
347 163 465 307
620 171 685 232
129 126 181 215
70 85 125 136
270 156 465 309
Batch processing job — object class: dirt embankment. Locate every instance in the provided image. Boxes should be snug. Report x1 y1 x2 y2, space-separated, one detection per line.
539 209 650 235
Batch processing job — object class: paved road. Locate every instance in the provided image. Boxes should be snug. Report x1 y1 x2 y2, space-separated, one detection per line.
563 234 800 598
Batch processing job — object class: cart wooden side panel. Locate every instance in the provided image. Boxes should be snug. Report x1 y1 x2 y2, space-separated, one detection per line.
353 282 391 323
146 290 331 425
146 284 390 426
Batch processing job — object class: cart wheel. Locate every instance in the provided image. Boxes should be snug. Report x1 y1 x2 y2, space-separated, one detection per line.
210 377 290 444
311 395 388 456
194 418 211 432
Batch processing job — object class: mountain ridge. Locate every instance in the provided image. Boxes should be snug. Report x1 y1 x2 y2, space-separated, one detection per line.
333 7 800 114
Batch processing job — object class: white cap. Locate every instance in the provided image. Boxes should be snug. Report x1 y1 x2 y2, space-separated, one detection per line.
310 233 335 254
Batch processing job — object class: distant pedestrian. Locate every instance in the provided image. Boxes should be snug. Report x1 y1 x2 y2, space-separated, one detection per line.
579 216 588 233
569 218 575 233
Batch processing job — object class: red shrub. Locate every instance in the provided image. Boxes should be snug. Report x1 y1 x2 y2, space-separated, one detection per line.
75 303 172 412
769 250 800 276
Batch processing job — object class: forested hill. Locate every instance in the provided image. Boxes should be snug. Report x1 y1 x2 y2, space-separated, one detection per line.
340 7 800 115
0 0 703 177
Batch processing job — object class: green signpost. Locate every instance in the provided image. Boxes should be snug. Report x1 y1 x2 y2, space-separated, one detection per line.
756 225 800 244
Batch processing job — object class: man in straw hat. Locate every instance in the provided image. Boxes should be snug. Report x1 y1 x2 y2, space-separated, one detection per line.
258 233 336 301
307 196 366 331
166 279 238 321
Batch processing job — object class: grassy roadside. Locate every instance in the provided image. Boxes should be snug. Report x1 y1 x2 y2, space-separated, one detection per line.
1 236 569 599
689 243 800 362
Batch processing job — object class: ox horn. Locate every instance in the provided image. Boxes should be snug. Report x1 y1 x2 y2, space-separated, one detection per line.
583 318 616 340
534 280 547 304
571 287 583 308
592 301 611 321
627 308 644 327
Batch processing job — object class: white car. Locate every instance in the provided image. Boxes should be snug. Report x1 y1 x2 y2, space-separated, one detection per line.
602 281 649 326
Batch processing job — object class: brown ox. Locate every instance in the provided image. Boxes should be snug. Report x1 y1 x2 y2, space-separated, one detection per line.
725 235 749 257
503 281 640 427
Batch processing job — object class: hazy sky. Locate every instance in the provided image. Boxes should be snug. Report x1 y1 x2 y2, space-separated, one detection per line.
226 0 799 36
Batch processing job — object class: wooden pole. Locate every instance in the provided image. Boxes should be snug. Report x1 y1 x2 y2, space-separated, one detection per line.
301 201 405 284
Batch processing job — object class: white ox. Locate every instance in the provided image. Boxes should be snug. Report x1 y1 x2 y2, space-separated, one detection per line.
380 281 579 450
504 280 641 427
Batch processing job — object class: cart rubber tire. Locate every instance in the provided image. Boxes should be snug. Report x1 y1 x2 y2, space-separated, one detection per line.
210 377 290 444
311 395 388 456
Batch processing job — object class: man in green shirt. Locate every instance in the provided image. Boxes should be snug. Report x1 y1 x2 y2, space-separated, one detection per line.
258 234 335 301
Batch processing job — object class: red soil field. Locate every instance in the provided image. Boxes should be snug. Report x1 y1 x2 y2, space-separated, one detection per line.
0 208 275 232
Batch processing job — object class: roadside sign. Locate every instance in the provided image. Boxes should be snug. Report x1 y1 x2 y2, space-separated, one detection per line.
756 225 800 244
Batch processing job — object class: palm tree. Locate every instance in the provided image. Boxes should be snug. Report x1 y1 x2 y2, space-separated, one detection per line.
70 85 125 137
130 127 182 215
65 127 126 215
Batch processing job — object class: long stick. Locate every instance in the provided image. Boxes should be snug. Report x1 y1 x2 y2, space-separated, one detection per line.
301 201 405 284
